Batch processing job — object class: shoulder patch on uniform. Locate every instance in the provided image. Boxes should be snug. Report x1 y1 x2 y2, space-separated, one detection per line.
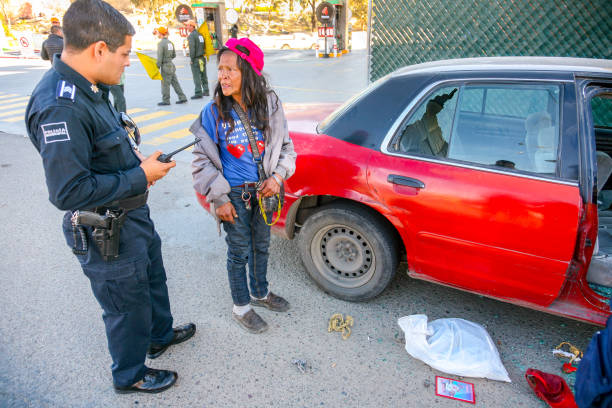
168 43 174 50
56 80 76 101
41 122 70 144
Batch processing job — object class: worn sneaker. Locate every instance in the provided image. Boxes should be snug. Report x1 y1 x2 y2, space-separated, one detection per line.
250 292 290 312
232 309 268 333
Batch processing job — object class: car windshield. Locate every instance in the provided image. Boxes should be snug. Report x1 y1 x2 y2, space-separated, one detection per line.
317 75 390 134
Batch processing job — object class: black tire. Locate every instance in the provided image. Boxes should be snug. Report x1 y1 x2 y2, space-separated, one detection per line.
297 203 399 301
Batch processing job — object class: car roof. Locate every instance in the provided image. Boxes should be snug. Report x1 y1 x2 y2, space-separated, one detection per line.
392 57 612 77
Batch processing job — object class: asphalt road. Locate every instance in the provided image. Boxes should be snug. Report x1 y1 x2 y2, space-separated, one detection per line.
0 49 600 407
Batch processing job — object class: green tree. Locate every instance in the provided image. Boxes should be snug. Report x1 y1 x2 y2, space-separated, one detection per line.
350 0 367 30
299 0 316 31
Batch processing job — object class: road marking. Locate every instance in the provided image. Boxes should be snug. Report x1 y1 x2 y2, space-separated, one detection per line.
132 111 172 123
127 108 146 115
0 93 18 99
0 108 25 117
0 102 28 110
139 114 198 135
0 71 25 76
3 115 24 122
0 96 30 104
165 128 192 139
142 127 193 146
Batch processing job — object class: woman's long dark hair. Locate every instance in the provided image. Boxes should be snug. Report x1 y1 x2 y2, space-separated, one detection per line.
213 46 279 140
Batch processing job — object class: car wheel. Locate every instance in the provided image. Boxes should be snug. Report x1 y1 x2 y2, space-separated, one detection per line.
281 44 290 50
298 203 399 301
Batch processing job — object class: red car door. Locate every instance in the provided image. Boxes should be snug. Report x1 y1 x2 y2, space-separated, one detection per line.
369 82 582 307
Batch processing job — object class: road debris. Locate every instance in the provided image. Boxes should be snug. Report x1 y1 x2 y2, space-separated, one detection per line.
328 313 354 340
292 359 308 373
553 342 583 364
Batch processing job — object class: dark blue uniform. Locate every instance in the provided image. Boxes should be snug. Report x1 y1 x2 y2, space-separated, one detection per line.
25 57 174 387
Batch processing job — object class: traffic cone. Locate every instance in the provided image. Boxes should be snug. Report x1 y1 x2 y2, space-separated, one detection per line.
333 43 337 57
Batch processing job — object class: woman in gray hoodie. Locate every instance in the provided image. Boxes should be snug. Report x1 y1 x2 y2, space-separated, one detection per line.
191 38 296 333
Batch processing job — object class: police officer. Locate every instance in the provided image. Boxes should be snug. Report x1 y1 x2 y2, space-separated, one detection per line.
185 20 209 99
25 0 195 394
156 26 187 106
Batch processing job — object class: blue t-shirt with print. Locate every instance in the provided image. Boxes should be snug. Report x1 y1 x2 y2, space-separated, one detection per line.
201 101 265 187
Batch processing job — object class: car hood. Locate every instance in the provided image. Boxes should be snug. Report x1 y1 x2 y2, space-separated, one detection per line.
283 102 341 134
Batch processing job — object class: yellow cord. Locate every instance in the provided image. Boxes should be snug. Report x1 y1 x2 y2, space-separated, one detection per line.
328 313 354 340
555 341 583 364
258 194 282 226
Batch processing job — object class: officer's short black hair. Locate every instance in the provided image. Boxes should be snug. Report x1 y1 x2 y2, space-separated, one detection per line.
63 0 135 52
50 25 61 35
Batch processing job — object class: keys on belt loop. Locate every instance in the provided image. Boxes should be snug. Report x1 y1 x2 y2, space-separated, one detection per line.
241 183 252 210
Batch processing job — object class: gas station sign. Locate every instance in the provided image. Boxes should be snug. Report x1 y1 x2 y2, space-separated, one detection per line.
318 26 334 37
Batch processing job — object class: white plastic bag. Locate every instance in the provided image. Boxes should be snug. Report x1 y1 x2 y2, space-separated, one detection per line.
398 314 511 382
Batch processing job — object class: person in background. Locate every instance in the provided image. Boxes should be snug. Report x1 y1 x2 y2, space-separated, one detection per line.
185 20 209 99
191 38 296 334
40 25 64 64
155 27 187 106
110 72 126 113
230 24 238 39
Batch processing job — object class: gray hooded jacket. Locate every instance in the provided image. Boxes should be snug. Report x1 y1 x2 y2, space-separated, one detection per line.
191 92 297 225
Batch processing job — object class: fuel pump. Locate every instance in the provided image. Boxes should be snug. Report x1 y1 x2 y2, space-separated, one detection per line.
191 1 227 48
316 0 349 57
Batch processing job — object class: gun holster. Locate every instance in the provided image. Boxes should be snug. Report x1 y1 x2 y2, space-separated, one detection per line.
92 212 125 262
74 210 126 262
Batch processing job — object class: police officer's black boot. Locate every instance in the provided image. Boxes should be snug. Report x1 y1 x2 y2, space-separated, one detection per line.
114 368 177 394
147 323 196 359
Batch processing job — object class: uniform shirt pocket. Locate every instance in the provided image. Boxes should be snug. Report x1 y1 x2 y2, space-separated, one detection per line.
92 128 135 173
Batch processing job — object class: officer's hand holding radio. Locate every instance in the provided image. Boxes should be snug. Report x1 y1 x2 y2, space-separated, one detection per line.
140 151 176 185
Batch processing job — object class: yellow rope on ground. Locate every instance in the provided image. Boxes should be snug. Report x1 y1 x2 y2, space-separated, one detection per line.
555 341 583 364
328 313 354 340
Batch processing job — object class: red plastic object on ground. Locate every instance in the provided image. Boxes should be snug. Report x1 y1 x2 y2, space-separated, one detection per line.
562 363 578 374
525 368 577 408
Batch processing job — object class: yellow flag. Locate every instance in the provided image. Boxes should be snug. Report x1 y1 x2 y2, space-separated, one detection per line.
136 52 162 80
197 22 215 61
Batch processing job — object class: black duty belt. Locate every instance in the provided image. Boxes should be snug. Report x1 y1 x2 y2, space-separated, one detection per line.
86 191 148 213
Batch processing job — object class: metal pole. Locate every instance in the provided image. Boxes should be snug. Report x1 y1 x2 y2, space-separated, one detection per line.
366 0 373 85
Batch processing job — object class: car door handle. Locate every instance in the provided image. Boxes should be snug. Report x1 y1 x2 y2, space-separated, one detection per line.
387 175 425 189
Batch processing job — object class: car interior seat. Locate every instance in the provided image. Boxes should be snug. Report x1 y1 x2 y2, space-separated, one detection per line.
596 151 612 192
525 112 557 173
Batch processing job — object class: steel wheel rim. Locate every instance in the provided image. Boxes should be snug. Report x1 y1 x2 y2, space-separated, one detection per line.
310 223 375 288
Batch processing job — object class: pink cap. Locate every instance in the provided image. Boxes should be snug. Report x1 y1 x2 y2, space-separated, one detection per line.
225 38 264 76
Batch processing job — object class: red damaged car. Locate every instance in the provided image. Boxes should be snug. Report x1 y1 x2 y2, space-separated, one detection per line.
197 57 612 325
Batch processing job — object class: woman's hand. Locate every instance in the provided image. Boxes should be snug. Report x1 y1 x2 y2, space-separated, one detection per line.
258 175 282 197
215 202 238 223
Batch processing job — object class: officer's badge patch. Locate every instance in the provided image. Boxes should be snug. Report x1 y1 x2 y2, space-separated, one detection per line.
41 122 70 144
56 80 76 101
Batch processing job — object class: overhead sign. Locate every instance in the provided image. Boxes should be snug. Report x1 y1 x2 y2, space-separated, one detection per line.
175 4 194 23
316 2 334 24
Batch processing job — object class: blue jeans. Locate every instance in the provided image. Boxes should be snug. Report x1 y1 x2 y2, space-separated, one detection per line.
222 186 271 306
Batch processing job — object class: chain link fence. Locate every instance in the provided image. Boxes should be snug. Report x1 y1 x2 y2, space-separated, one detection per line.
368 0 612 82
